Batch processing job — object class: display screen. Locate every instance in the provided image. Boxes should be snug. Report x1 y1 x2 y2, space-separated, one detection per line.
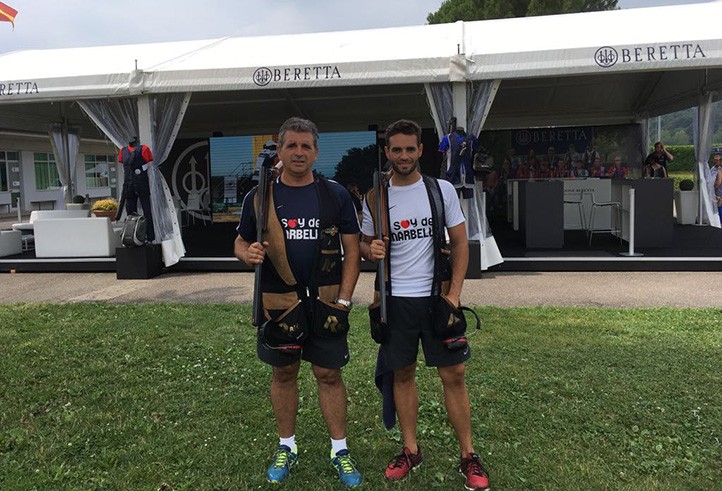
209 131 377 223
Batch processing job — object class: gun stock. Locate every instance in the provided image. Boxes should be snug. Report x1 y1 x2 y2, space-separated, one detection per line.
252 158 274 327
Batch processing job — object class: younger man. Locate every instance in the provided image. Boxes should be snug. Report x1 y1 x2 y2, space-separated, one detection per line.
361 119 490 491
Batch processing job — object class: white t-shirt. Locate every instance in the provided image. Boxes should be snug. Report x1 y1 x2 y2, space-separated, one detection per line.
362 177 465 297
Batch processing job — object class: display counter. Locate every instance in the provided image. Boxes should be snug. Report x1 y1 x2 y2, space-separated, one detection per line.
611 178 674 247
517 180 564 248
507 178 673 248
508 178 612 231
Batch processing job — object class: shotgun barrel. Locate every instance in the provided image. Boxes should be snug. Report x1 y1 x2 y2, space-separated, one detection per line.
373 167 388 327
115 186 126 222
251 156 275 327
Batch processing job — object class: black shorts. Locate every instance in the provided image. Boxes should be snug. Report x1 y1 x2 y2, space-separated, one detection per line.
380 296 471 372
257 327 350 369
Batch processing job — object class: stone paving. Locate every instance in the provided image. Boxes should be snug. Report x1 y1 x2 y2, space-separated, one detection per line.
1 270 721 308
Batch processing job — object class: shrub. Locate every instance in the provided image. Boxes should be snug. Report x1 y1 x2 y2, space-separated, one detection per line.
91 198 119 211
679 179 695 191
72 195 86 204
664 145 695 172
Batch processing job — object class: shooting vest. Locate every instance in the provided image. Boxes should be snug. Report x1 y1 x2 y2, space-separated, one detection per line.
121 146 150 195
365 174 451 306
254 175 343 320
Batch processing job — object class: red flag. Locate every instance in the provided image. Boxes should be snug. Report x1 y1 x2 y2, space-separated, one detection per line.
0 2 17 28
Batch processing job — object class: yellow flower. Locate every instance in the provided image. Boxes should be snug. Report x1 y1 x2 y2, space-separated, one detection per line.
91 198 119 211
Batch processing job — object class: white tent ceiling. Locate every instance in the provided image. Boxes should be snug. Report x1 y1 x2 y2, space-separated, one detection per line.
0 2 720 138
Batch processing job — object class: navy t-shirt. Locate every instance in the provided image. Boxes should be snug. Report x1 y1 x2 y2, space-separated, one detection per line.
237 177 360 285
646 151 670 169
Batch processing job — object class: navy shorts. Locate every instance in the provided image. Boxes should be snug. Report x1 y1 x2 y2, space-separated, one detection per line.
380 296 471 372
257 327 350 369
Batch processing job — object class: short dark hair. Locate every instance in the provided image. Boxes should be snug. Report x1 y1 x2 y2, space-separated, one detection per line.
385 119 422 146
278 117 319 148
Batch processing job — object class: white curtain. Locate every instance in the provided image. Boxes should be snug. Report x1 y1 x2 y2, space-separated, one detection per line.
693 92 720 228
425 82 454 144
79 95 191 266
148 93 191 266
78 98 138 148
466 80 503 269
472 183 503 270
466 80 498 138
425 80 503 269
49 123 80 203
424 82 454 178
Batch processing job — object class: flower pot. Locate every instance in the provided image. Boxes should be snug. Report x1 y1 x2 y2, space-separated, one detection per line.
674 189 698 225
92 210 117 221
66 203 90 210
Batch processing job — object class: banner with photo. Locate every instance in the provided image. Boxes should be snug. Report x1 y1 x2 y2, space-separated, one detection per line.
478 123 645 180
209 131 377 223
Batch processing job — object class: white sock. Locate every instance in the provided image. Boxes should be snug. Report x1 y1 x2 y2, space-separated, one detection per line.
280 436 296 453
331 437 347 455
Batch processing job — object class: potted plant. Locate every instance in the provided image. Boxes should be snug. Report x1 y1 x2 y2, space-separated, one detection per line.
66 194 90 210
91 198 119 220
674 178 697 225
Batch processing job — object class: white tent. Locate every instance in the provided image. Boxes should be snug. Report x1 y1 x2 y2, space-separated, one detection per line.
0 23 462 102
466 2 722 128
1 3 719 120
1 1 721 266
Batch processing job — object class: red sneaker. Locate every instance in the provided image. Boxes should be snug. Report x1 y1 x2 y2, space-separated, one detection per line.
384 446 422 481
459 452 490 491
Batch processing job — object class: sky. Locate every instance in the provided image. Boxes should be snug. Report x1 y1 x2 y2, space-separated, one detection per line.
0 0 713 54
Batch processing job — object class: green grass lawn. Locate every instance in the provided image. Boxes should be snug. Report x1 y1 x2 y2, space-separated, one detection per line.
1 304 720 490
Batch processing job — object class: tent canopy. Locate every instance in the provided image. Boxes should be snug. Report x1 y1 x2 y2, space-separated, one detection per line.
0 2 721 136
465 2 722 128
0 22 461 102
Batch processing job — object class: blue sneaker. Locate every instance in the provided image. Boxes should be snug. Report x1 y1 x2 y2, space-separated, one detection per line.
266 445 298 484
330 449 363 488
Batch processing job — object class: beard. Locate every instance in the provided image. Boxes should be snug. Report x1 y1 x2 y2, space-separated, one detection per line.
391 159 419 176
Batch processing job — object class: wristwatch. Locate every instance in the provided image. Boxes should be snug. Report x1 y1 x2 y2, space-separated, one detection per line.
334 298 353 309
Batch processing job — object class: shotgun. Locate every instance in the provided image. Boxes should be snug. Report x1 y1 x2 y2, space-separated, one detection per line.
115 185 126 222
373 165 388 327
252 155 275 327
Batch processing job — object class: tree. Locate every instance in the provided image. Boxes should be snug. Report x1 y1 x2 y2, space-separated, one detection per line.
427 0 618 24
332 144 379 193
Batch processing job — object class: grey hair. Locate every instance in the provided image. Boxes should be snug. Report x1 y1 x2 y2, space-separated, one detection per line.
278 117 319 148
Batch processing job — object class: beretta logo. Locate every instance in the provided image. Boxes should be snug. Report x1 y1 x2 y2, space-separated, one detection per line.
253 65 342 87
595 43 706 68
253 67 273 87
594 47 618 67
515 130 532 146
